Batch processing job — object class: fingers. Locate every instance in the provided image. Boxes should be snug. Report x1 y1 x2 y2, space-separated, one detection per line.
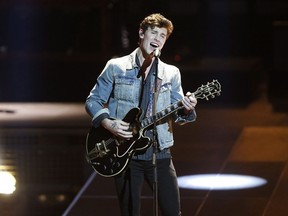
183 92 197 113
185 92 197 104
182 97 195 111
186 92 196 101
110 119 133 139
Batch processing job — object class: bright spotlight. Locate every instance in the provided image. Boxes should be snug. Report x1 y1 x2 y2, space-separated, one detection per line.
0 171 16 194
178 174 267 190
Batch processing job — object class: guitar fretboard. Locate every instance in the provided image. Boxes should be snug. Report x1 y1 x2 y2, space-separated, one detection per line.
140 100 183 129
139 79 221 130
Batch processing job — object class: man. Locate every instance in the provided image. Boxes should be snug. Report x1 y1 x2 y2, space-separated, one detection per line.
85 13 197 216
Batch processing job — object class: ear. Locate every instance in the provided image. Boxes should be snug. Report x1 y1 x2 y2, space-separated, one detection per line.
139 29 144 38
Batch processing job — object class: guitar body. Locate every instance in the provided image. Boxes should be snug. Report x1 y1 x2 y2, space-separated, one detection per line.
86 80 221 177
86 107 151 177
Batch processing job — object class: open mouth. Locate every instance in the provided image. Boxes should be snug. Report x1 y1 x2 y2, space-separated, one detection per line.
150 43 159 48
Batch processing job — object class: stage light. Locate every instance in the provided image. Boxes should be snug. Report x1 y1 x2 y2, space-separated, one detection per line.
0 171 16 194
56 194 66 202
178 174 267 190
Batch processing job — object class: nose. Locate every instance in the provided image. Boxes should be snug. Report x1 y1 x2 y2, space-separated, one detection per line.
154 34 161 42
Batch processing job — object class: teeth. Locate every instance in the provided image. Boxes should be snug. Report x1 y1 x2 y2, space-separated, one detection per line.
150 43 159 48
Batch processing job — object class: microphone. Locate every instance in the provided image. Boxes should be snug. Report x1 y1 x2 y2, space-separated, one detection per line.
137 50 159 78
154 48 161 58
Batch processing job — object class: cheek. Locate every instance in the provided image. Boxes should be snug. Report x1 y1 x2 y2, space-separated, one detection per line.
142 39 151 48
160 41 166 49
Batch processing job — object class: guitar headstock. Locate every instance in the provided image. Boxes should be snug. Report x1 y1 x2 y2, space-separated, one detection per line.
194 79 221 100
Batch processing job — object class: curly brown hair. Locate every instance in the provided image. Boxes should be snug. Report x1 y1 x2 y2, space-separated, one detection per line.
139 13 174 38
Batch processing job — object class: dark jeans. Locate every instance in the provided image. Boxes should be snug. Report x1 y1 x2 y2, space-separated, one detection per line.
114 158 181 216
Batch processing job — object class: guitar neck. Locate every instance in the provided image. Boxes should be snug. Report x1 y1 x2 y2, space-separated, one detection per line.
140 100 184 129
140 79 221 130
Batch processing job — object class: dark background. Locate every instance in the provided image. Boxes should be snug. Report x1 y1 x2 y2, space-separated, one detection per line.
0 0 288 216
0 0 287 108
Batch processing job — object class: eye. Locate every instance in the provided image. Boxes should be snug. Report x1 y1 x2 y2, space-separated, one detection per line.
159 33 166 39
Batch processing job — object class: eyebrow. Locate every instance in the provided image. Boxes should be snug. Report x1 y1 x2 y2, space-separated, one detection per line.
151 28 167 37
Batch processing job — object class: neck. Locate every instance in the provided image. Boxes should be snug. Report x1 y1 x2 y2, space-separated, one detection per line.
137 48 154 64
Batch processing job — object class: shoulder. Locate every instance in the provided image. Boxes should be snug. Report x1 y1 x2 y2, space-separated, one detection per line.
106 50 137 70
159 60 179 71
158 60 180 79
107 54 130 65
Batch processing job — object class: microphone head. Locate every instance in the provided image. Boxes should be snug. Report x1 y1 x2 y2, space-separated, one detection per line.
154 48 161 57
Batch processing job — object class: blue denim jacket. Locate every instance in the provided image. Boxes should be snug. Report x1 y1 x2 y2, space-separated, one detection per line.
85 48 196 150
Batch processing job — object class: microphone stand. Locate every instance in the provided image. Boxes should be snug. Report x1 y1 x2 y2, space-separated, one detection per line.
152 56 159 216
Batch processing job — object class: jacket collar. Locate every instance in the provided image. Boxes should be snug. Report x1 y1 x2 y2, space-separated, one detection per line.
127 48 165 80
126 48 139 70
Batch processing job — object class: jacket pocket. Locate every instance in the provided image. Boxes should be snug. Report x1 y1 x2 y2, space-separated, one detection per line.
157 82 172 110
114 76 139 103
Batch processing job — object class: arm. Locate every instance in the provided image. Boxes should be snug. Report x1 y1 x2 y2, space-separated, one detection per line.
169 67 197 124
85 60 132 139
182 92 197 115
85 60 114 124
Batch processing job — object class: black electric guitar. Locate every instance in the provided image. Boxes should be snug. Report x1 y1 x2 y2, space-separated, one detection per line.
86 79 221 177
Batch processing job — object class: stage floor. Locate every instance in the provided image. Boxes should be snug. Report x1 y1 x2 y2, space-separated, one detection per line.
1 96 288 216
67 96 288 216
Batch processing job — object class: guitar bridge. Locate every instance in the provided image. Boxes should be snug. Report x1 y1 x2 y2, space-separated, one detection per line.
87 140 110 162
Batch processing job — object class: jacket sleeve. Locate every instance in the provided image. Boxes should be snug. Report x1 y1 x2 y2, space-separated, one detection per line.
85 60 115 127
169 65 197 125
174 109 197 125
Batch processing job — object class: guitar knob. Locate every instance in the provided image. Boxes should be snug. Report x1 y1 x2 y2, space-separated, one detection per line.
103 165 107 170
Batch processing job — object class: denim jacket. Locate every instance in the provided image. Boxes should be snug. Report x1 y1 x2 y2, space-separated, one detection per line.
85 48 196 150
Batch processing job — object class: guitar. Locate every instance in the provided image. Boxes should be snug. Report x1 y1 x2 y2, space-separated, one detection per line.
86 79 221 177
